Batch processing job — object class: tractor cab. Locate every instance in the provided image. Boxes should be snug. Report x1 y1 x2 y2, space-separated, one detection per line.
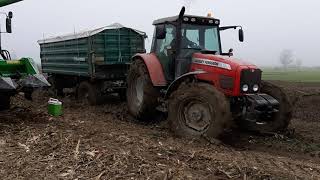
151 7 243 82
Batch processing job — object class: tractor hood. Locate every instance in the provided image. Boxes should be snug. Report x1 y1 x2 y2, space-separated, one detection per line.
192 53 258 71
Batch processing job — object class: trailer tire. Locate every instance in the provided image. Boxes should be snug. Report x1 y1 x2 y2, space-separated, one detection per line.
127 59 160 120
241 81 293 133
118 89 127 101
168 83 232 138
77 82 101 106
0 95 10 111
47 76 63 97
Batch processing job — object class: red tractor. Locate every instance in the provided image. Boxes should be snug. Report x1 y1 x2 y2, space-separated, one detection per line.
127 7 292 138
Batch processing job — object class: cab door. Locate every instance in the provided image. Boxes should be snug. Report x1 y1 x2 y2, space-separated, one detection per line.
152 24 176 81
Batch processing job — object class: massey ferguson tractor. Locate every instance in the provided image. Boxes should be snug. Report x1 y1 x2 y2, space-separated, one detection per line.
127 7 292 138
0 0 50 110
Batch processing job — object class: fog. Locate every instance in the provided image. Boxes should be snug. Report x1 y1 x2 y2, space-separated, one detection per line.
1 0 319 66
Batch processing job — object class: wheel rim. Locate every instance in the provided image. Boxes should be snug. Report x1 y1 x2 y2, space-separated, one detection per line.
135 76 144 105
84 91 90 104
183 101 211 132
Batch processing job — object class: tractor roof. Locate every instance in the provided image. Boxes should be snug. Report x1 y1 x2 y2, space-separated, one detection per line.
153 15 219 25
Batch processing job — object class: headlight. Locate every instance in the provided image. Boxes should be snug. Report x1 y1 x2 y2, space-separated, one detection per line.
242 84 249 92
253 84 259 92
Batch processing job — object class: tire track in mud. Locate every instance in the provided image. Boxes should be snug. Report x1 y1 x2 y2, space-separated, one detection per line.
4 82 320 179
200 147 320 179
81 101 320 179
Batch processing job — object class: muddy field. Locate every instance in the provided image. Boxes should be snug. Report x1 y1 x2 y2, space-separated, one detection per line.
0 81 319 180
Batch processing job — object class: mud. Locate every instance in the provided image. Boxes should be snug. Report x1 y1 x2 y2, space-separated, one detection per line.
0 81 319 179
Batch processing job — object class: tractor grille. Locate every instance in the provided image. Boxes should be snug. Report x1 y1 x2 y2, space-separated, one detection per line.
240 68 262 93
219 75 234 90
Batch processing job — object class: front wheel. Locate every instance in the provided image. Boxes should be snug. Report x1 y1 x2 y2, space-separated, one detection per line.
168 83 232 138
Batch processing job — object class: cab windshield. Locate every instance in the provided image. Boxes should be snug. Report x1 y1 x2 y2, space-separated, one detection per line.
181 23 221 54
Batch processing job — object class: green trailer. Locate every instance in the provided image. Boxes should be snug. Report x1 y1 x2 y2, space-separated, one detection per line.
38 23 146 104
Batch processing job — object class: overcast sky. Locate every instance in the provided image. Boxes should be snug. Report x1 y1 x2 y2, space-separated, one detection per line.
1 0 319 66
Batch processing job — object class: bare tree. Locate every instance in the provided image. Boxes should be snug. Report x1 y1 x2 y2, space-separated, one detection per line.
295 59 303 71
279 49 294 69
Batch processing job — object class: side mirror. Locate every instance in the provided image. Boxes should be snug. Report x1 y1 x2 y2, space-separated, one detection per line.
228 48 234 56
156 25 166 39
8 11 13 19
6 18 12 33
239 28 244 42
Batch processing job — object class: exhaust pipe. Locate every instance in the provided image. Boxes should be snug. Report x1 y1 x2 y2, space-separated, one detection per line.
179 6 186 19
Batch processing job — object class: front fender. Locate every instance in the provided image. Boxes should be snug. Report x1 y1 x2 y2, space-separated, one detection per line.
165 70 208 99
132 53 167 86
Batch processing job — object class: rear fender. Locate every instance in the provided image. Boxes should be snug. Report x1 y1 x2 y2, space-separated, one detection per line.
132 53 167 86
165 70 208 99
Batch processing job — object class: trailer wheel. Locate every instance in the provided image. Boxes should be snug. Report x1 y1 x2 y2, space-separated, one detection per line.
0 95 10 111
77 82 101 105
118 89 127 101
241 81 293 133
168 83 231 138
127 59 160 120
47 76 63 97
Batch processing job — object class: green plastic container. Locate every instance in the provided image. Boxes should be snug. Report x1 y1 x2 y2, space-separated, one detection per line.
48 98 62 116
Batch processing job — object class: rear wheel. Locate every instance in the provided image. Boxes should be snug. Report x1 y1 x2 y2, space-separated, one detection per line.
127 59 160 120
77 81 101 105
241 81 293 132
0 95 10 111
168 83 231 138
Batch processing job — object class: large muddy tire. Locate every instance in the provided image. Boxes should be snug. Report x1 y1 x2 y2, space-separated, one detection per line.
0 95 10 111
168 83 232 138
127 59 160 120
77 81 101 105
243 81 293 132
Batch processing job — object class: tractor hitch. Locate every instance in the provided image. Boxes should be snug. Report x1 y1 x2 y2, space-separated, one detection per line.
242 93 279 125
